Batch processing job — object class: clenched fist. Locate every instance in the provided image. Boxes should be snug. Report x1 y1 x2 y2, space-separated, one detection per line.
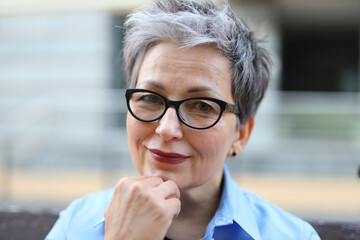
104 176 181 240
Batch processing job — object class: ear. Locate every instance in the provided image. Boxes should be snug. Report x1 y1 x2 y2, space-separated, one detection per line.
227 118 255 157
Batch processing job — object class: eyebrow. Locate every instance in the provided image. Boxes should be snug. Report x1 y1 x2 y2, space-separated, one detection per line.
139 80 221 97
138 80 164 90
187 86 221 97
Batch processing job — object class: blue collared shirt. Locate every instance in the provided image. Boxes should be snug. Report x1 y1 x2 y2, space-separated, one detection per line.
46 166 320 240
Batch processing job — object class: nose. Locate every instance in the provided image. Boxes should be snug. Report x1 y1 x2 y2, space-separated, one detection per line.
155 107 183 141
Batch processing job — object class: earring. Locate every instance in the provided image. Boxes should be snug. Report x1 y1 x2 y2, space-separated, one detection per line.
232 152 236 156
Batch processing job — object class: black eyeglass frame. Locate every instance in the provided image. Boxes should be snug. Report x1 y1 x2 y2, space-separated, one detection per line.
125 88 239 130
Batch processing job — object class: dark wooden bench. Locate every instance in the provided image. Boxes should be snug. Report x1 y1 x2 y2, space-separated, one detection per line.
0 208 59 240
0 208 359 240
309 221 360 240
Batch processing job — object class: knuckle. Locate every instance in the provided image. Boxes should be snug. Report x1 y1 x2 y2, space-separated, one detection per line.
104 207 110 218
132 181 143 191
154 177 164 184
129 181 146 197
165 180 180 196
142 191 152 202
154 204 167 218
166 180 177 188
115 178 130 190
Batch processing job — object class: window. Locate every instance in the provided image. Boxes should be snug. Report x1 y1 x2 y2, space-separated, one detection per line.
281 25 359 92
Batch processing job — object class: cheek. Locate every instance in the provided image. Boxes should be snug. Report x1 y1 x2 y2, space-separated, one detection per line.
126 114 153 158
127 114 153 139
126 114 135 137
191 125 233 160
185 126 234 187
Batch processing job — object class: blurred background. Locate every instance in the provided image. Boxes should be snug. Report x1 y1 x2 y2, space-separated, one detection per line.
0 0 359 222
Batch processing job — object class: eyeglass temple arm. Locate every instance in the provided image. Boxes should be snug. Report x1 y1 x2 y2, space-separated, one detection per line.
226 104 239 115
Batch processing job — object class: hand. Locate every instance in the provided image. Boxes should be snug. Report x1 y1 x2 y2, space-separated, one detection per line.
104 176 181 240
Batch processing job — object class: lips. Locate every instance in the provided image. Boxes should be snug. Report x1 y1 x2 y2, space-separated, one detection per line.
149 149 189 164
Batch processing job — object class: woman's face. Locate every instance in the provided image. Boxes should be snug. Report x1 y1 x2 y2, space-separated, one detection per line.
127 41 242 190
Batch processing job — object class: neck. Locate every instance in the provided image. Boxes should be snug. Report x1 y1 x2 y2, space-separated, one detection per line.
166 167 224 240
179 172 223 219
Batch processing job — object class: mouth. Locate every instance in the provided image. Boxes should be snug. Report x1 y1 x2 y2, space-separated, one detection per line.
149 149 189 164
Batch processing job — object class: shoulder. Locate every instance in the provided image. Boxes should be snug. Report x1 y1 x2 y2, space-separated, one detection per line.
62 187 114 226
46 187 114 240
67 187 114 212
238 185 320 239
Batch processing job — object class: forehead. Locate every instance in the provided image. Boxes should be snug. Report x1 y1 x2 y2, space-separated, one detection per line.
137 41 233 98
141 41 229 72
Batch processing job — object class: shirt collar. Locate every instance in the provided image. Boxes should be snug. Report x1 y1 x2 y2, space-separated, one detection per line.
92 166 262 239
92 188 115 229
208 165 262 240
93 217 105 229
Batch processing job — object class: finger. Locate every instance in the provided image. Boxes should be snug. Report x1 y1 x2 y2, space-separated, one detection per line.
112 175 149 202
106 176 155 220
142 176 164 188
126 175 149 181
155 180 180 200
165 197 181 219
115 175 148 188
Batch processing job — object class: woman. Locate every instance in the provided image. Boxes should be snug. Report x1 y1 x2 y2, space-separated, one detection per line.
47 0 320 239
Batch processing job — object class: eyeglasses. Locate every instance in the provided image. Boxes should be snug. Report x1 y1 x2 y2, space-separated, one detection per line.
125 88 239 130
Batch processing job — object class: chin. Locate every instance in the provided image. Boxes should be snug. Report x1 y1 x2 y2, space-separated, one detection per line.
150 169 178 181
137 165 198 189
151 170 186 188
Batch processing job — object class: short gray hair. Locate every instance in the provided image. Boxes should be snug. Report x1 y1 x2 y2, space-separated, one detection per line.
123 0 272 124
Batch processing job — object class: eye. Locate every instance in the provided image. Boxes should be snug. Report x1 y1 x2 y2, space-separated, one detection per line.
194 101 213 112
181 99 220 119
138 93 163 104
